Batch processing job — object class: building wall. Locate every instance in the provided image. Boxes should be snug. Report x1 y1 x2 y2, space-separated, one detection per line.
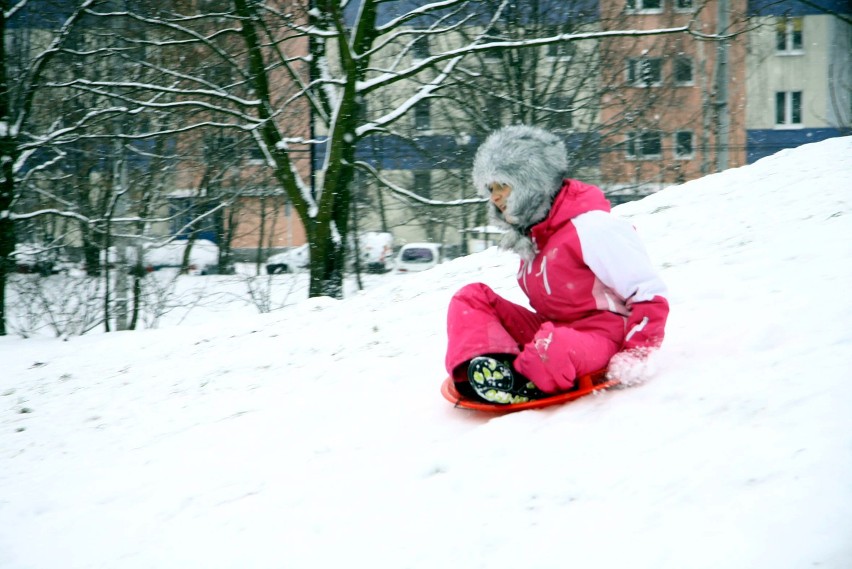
167 0 312 251
745 4 851 161
825 17 852 128
338 14 604 250
597 0 748 194
229 196 307 250
747 16 845 127
14 1 849 259
277 1 847 251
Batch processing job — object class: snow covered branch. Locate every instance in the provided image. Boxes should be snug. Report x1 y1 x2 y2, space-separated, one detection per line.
357 26 693 94
356 161 485 207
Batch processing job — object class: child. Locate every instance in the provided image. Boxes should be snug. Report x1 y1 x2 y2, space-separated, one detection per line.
445 125 669 404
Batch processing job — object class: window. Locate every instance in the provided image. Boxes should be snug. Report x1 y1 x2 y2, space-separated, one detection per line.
248 143 267 162
414 100 431 131
626 131 663 159
413 170 431 199
482 47 501 62
401 247 434 263
547 41 576 60
775 91 802 126
354 95 368 124
548 97 574 130
673 56 694 85
675 0 693 10
776 17 803 53
544 24 578 60
204 135 235 161
626 0 663 12
627 58 663 86
674 131 694 158
207 64 234 84
412 37 430 60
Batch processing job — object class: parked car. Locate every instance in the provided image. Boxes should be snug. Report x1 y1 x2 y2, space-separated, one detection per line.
394 242 442 273
12 243 73 275
266 244 310 274
143 239 219 275
356 232 394 273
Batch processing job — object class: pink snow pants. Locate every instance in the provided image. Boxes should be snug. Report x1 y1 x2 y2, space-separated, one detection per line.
445 283 621 393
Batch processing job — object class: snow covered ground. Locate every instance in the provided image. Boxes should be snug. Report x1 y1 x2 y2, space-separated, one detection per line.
2 137 851 569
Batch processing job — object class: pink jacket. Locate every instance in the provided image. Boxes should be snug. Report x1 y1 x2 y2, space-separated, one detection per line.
517 179 668 352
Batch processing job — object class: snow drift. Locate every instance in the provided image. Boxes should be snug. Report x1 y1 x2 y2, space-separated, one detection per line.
1 137 851 569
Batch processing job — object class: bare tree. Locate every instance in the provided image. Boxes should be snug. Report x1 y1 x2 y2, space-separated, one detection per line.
0 0 104 335
431 0 753 211
71 1 702 299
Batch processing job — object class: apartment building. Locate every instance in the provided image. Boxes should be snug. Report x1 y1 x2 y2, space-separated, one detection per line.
597 0 749 198
11 1 847 261
352 0 848 250
745 0 851 162
346 2 605 250
164 0 312 255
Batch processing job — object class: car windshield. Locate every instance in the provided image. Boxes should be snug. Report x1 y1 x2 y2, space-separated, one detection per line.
401 248 434 263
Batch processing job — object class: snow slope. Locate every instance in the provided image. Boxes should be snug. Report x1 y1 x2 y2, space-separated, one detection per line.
2 137 851 569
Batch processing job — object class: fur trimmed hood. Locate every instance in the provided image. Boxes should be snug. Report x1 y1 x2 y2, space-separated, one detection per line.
472 125 570 259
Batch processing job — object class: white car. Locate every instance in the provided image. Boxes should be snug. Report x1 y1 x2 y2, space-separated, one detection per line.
356 231 394 273
266 244 310 274
143 239 219 275
13 243 72 275
394 243 442 273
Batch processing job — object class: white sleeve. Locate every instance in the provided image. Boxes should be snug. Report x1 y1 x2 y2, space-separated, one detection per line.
573 210 667 304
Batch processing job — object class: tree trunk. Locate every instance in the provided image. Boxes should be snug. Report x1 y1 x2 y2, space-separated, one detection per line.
254 196 266 275
0 10 14 336
114 253 129 331
350 196 363 290
0 170 14 336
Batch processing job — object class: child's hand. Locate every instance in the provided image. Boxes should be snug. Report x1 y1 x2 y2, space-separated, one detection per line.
606 347 656 386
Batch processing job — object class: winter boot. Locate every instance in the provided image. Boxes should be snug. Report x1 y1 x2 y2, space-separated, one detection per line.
467 356 545 404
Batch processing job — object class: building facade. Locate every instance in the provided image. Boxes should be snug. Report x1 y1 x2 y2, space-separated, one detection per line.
597 0 749 198
347 0 848 253
11 0 848 264
745 0 851 162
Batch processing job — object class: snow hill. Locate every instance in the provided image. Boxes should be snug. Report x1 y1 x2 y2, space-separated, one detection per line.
2 137 851 569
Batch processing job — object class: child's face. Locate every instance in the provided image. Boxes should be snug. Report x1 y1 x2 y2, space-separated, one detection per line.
488 182 512 213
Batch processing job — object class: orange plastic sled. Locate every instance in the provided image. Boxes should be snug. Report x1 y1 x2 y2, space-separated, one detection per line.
441 369 618 413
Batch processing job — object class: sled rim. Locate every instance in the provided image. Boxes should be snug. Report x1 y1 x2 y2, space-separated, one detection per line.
441 369 616 412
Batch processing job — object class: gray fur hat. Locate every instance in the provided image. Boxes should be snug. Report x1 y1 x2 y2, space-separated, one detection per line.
472 125 569 258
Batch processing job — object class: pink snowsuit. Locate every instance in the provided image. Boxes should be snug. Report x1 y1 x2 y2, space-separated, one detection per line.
445 180 669 393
